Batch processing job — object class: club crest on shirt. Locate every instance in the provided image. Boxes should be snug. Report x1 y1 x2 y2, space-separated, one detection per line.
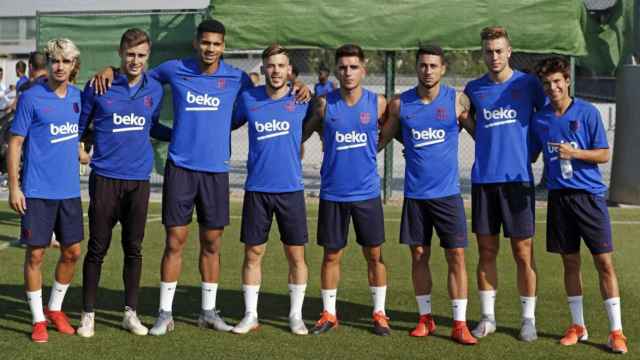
218 79 226 89
436 107 447 121
144 96 153 109
510 88 522 100
359 112 371 124
73 103 80 113
284 101 295 112
569 120 580 132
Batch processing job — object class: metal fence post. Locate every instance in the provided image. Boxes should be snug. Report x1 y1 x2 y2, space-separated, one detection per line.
383 51 396 203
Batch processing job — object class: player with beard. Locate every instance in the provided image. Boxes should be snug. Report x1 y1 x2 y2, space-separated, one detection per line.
378 44 476 344
230 44 310 336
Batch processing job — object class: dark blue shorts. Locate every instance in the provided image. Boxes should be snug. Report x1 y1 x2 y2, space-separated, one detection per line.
162 160 229 229
547 189 613 255
20 197 84 247
317 197 385 250
241 191 308 246
400 195 468 249
472 182 535 238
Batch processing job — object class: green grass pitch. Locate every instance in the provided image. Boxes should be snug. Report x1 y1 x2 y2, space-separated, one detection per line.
0 201 638 359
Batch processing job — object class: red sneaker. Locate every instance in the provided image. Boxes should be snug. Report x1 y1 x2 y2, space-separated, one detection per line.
451 320 478 345
410 314 436 337
44 307 75 335
608 330 628 354
559 324 588 346
310 311 338 335
31 321 48 343
372 311 391 336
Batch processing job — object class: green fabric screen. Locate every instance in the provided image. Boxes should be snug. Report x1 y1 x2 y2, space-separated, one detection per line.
213 0 586 55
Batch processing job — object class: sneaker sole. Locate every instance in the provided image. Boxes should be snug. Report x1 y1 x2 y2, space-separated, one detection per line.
149 321 174 336
231 324 259 335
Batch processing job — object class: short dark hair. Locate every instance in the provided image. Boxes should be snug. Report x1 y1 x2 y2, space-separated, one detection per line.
29 51 47 71
318 66 330 75
535 56 571 80
120 28 151 51
480 26 511 46
16 61 27 73
197 19 225 39
416 44 445 64
335 44 365 64
261 43 289 60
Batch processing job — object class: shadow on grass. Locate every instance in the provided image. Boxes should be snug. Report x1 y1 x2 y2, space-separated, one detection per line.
0 283 612 353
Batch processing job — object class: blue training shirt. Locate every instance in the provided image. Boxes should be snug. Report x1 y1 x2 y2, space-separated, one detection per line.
464 70 546 183
314 82 335 97
531 98 609 195
79 72 170 180
400 85 461 199
148 58 253 172
320 89 380 202
10 81 81 199
16 76 29 94
233 86 310 193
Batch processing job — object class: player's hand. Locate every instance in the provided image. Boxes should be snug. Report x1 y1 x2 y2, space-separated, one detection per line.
9 187 27 215
291 80 311 103
549 142 577 160
90 67 115 95
78 142 91 164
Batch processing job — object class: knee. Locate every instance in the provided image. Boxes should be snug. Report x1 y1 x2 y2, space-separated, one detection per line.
26 249 45 267
123 243 142 259
61 246 81 263
365 251 384 267
478 245 498 262
323 251 341 265
245 247 264 267
594 256 615 277
445 249 465 269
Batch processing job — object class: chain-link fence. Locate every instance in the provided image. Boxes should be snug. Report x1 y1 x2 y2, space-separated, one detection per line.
175 49 610 200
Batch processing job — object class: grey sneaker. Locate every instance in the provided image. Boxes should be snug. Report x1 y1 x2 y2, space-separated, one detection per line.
520 318 538 342
471 315 496 338
198 309 233 332
231 313 259 334
289 317 308 335
149 310 174 336
77 312 95 338
122 307 148 336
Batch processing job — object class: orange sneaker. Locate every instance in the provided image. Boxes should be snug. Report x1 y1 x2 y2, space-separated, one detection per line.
607 330 628 354
31 321 48 343
44 307 75 335
559 324 588 346
311 311 338 335
410 314 436 337
451 320 478 345
372 311 391 336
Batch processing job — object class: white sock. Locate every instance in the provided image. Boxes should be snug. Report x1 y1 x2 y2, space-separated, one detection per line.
159 281 177 312
202 282 218 311
604 297 622 331
416 294 432 315
479 290 496 320
288 283 306 319
568 296 585 326
520 296 536 320
370 286 387 315
321 289 337 315
242 284 260 316
452 299 468 321
47 281 70 311
26 289 46 323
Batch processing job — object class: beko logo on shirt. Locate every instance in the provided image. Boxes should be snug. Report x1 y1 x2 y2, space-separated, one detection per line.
186 91 220 111
547 141 579 161
112 113 146 133
50 122 78 143
483 107 518 128
255 119 290 140
411 128 445 147
336 130 368 151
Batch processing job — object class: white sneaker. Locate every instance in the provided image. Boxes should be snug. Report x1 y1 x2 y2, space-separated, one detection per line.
520 318 537 342
472 315 496 338
122 307 148 336
289 317 308 335
231 313 259 334
198 309 233 332
77 312 95 338
149 310 174 336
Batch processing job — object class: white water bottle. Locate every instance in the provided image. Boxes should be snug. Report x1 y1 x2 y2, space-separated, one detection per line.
560 159 573 179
